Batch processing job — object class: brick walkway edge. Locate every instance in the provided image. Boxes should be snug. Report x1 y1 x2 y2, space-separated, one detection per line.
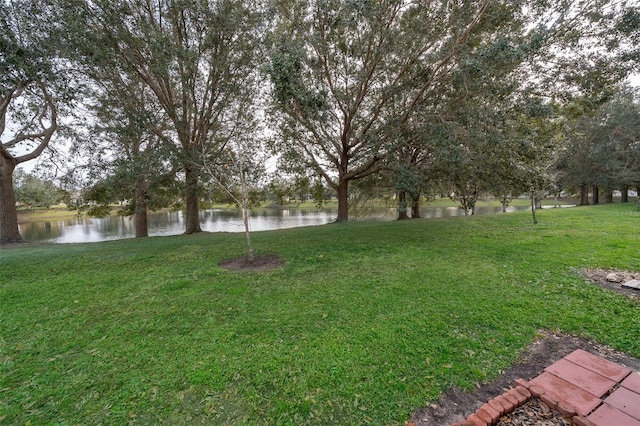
408 349 640 426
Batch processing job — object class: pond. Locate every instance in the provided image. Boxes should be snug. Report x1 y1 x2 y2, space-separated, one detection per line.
18 208 336 244
18 204 564 244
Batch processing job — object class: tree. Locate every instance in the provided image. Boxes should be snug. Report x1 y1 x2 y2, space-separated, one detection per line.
292 175 311 202
267 176 293 205
383 115 439 220
508 96 566 223
66 0 264 234
13 169 63 210
267 0 639 222
85 79 177 238
198 106 267 262
438 141 484 216
595 88 640 198
0 1 65 244
392 162 432 220
267 0 495 221
560 86 640 204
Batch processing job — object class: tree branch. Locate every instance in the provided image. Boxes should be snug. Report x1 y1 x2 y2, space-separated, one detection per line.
401 0 492 124
14 85 58 164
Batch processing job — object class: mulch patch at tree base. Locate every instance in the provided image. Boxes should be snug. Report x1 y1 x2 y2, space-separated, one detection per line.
496 397 572 425
218 254 285 272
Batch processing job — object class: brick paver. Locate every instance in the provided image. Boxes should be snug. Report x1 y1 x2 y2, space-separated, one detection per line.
544 358 616 397
604 387 640 420
565 349 632 382
529 372 602 415
622 372 640 394
454 349 640 426
588 404 640 426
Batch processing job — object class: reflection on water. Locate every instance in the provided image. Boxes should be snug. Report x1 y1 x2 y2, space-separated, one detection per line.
18 208 337 244
18 204 570 244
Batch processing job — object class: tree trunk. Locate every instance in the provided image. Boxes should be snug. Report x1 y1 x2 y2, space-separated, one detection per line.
336 178 349 222
242 199 254 263
592 185 599 205
530 193 537 224
238 164 254 262
466 190 478 216
621 186 629 203
397 191 409 220
604 191 613 204
134 184 148 238
461 196 471 216
580 184 589 205
0 157 24 244
410 193 420 219
184 165 202 233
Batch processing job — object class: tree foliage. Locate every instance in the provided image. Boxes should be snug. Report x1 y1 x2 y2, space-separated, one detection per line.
0 1 67 243
13 169 63 210
559 86 640 201
65 0 265 234
267 0 639 221
267 0 502 221
3 0 640 243
84 79 176 237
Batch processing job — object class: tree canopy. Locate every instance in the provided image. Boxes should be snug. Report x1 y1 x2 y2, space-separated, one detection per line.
266 0 639 221
559 86 640 202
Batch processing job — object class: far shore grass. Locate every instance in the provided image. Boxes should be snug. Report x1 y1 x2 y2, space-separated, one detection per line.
2 203 639 424
16 205 82 222
16 195 586 224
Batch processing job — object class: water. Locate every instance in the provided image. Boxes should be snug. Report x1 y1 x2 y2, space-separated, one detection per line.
18 204 569 244
18 208 337 244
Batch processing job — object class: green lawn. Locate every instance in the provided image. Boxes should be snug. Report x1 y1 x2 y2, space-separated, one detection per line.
16 206 81 223
1 204 639 425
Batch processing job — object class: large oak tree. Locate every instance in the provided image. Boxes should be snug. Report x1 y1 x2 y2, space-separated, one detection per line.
86 79 176 238
268 0 498 221
66 0 263 233
0 1 63 244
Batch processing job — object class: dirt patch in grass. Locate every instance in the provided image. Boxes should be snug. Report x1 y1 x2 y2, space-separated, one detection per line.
582 268 640 300
410 330 640 425
218 254 285 272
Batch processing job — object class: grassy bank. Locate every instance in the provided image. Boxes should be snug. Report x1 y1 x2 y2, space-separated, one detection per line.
14 196 584 224
16 206 81 223
1 204 639 425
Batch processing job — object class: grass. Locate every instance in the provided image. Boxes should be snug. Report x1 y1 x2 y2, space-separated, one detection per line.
1 203 639 425
16 206 81 223
425 196 578 208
